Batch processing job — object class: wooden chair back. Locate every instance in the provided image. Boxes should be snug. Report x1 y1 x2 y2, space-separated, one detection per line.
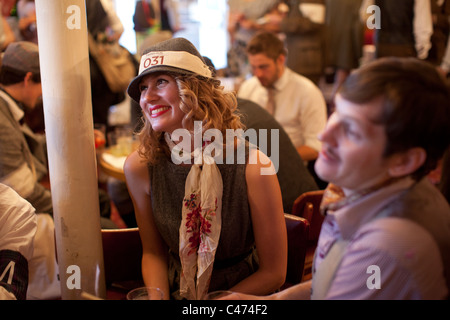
101 227 143 298
283 213 310 288
291 190 325 242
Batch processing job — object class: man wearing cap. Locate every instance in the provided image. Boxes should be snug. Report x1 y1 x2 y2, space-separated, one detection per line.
0 41 52 215
0 41 119 299
0 41 116 226
0 41 63 299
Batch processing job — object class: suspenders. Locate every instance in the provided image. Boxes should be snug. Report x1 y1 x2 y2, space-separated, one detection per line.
310 239 349 300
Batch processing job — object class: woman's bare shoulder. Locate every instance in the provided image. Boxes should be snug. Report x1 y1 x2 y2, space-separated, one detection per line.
124 150 148 179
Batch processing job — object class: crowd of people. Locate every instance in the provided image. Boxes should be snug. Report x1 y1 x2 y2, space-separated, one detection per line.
0 0 449 301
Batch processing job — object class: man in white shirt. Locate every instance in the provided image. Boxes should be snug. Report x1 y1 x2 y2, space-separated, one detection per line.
0 183 37 300
237 31 327 162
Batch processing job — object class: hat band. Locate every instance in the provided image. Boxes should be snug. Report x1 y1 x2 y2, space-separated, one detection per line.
139 51 212 78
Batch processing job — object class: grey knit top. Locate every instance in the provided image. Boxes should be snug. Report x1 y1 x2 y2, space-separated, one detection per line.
148 151 258 299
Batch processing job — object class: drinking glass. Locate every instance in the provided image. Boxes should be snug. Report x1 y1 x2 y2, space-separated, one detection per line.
203 290 239 300
126 287 164 300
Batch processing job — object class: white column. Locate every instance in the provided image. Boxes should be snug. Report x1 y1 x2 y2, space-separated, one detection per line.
35 0 106 299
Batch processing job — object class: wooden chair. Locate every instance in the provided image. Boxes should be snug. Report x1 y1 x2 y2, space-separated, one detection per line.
282 213 310 289
101 228 144 299
291 190 325 280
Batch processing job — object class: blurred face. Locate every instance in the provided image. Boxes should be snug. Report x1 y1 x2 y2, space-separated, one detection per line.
22 73 42 110
315 94 394 195
248 53 284 88
139 72 185 134
27 82 42 110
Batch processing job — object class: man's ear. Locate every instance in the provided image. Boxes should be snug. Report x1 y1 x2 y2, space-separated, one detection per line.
388 147 426 177
23 72 34 85
23 72 33 85
276 54 286 66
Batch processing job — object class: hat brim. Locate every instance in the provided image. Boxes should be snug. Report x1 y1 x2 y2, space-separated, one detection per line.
127 65 198 104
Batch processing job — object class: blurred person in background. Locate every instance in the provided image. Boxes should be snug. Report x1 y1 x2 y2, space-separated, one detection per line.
238 31 327 188
361 0 433 60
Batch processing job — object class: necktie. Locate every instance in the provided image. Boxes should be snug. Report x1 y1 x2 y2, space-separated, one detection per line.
266 87 276 115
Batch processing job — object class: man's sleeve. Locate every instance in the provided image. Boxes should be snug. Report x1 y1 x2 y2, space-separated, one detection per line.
0 184 37 299
0 250 29 300
0 116 53 215
414 0 433 59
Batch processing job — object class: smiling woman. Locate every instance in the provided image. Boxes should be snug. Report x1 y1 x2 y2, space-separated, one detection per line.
123 37 287 300
138 73 185 133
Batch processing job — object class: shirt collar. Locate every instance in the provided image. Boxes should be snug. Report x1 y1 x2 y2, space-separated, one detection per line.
330 177 415 240
273 67 290 92
0 89 25 123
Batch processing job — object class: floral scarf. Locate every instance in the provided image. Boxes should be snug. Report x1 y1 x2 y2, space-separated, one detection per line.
165 133 223 300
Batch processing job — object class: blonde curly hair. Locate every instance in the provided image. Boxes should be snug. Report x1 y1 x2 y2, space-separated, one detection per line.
136 72 244 164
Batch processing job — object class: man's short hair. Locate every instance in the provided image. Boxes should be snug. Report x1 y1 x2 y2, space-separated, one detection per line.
339 57 450 180
246 31 287 61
